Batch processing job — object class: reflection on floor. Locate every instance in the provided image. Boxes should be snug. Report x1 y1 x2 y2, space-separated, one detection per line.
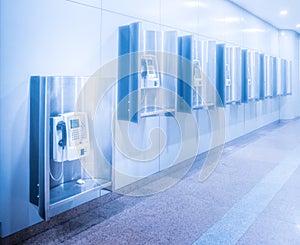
5 119 300 245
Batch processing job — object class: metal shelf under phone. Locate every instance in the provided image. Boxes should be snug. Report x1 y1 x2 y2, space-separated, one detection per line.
140 86 161 90
50 178 111 204
48 179 111 217
193 102 215 110
226 99 241 105
140 86 175 117
140 108 175 117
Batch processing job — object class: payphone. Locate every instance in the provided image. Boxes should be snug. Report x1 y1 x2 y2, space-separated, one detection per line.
140 55 160 88
52 112 90 162
217 44 242 106
191 39 216 109
192 59 203 107
242 50 260 102
224 49 232 103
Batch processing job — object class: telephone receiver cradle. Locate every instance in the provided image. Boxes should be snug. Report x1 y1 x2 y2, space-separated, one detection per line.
52 112 90 162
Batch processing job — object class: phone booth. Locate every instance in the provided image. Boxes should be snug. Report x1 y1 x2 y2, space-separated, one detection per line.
177 36 216 109
30 76 112 220
118 22 177 122
264 56 274 98
242 50 260 102
116 22 179 189
216 44 242 106
279 58 292 96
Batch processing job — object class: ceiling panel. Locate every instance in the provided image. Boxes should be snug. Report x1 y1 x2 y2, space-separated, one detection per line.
229 0 300 34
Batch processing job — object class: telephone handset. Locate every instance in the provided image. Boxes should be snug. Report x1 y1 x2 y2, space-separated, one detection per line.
247 67 252 86
225 64 231 86
140 55 160 88
52 112 90 162
247 55 252 86
192 60 203 87
56 121 66 149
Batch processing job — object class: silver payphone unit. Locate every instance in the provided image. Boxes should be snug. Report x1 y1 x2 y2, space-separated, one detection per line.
52 112 90 162
141 55 160 88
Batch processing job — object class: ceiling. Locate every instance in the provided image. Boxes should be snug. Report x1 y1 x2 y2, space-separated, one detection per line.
229 0 300 34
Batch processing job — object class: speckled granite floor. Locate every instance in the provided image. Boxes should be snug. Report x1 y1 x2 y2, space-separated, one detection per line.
3 119 300 245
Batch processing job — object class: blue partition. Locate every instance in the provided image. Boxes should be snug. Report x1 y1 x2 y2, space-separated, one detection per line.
129 22 140 122
241 49 248 103
118 24 133 122
206 40 217 106
272 56 278 97
177 35 192 112
259 54 265 100
281 59 287 96
216 44 226 107
118 23 139 123
253 52 261 100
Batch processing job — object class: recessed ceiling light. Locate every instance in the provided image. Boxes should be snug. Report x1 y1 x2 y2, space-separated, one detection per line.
185 1 206 8
296 24 300 28
215 17 243 23
242 28 265 33
280 10 288 16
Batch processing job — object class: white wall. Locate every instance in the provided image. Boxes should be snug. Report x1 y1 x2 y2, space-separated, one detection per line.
278 30 300 119
0 0 299 237
0 0 101 237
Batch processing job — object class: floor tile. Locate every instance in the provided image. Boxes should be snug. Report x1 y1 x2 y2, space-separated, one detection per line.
12 119 300 245
237 215 300 245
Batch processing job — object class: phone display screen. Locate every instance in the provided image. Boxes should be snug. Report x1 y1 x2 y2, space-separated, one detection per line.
147 58 153 66
70 119 80 129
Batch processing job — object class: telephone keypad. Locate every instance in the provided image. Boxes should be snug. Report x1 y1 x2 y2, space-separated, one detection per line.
71 130 80 141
